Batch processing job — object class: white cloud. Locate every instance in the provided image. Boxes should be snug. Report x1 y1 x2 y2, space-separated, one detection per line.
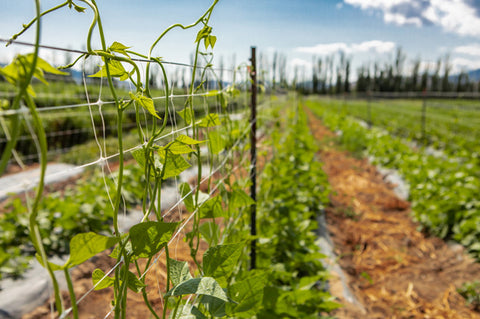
351 40 396 53
454 44 480 56
291 58 311 68
451 57 480 73
295 40 395 55
344 0 480 37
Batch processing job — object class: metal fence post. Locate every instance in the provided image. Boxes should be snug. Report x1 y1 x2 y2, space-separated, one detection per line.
249 46 257 270
421 89 427 145
367 90 372 128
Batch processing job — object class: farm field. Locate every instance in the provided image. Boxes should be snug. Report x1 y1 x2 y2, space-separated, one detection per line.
320 96 480 160
305 103 480 318
2 0 480 318
1 94 478 319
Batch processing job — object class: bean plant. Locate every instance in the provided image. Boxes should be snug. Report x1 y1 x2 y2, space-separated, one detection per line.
0 1 341 318
0 1 264 318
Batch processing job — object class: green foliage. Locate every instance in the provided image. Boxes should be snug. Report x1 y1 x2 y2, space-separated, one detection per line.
458 281 480 310
256 103 339 317
307 98 480 260
130 221 179 258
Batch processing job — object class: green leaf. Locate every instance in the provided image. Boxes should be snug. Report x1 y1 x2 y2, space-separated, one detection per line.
175 134 203 145
92 268 115 290
35 254 64 271
199 195 224 219
201 294 227 317
129 92 160 119
203 243 243 286
131 148 162 177
179 182 194 212
175 305 207 319
168 258 193 287
89 59 128 79
207 130 225 155
195 26 212 43
226 270 266 315
165 141 194 155
229 188 255 209
130 221 178 258
33 56 69 75
122 266 146 293
164 135 203 155
208 36 217 49
65 232 119 268
199 222 220 246
178 108 193 125
158 149 191 180
109 41 131 57
197 113 220 127
165 277 229 302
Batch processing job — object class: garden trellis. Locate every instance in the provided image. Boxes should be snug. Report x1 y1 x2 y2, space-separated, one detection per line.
0 1 269 318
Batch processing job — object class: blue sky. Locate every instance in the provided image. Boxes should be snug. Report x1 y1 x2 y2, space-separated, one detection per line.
2 0 480 80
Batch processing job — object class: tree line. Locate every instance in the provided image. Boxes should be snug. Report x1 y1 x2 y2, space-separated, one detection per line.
257 48 477 95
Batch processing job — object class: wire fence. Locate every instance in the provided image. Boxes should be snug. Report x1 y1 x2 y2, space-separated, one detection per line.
0 32 263 318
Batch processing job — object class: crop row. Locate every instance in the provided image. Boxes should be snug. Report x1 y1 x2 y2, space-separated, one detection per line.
320 97 480 162
307 98 480 259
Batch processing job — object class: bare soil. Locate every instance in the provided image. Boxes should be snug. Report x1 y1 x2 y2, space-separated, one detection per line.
23 206 208 319
306 107 480 318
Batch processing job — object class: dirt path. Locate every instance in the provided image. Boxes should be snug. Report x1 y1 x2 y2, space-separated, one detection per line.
306 108 480 318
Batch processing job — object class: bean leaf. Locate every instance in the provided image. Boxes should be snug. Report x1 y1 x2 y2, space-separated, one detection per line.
92 268 115 290
65 232 119 268
165 277 229 303
202 243 243 286
168 258 193 287
130 221 178 258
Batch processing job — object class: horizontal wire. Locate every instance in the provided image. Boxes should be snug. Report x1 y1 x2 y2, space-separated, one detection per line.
0 125 195 195
0 38 237 73
0 90 229 116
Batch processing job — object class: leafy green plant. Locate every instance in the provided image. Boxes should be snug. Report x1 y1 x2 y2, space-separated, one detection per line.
307 98 480 260
256 100 340 317
458 281 480 311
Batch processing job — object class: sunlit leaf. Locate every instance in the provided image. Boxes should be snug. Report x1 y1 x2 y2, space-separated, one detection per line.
92 268 115 290
226 270 266 315
199 222 220 246
203 243 243 286
158 149 191 179
130 221 178 258
169 258 193 287
199 195 224 219
208 130 224 155
65 232 119 268
129 92 160 119
179 182 194 212
229 188 255 209
178 107 193 125
165 277 229 303
198 113 220 127
109 41 131 57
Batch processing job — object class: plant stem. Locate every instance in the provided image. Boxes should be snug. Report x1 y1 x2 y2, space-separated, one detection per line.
64 268 79 319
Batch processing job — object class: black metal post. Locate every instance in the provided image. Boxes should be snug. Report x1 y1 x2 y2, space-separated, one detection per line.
249 46 257 270
421 89 427 145
367 90 372 128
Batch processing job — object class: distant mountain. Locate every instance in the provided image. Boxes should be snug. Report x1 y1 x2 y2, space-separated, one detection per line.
466 68 480 82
